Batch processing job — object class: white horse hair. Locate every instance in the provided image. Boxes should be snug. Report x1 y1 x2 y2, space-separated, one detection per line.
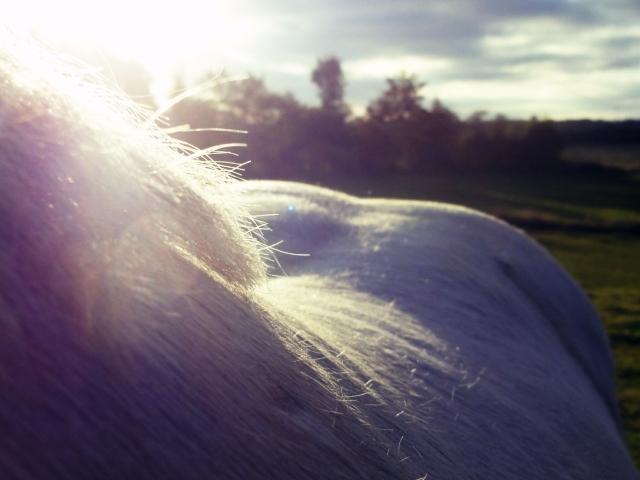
0 34 637 479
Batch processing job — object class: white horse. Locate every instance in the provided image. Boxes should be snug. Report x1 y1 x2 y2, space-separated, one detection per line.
0 36 637 479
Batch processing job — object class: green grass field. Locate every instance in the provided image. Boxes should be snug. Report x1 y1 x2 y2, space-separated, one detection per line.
323 168 640 467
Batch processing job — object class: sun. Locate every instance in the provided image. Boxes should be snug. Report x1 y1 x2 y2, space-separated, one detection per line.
6 0 264 76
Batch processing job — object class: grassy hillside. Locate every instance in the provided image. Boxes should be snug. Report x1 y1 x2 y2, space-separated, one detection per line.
323 169 640 467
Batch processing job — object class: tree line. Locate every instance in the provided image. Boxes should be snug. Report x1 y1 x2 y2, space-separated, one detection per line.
166 57 567 180
111 56 572 180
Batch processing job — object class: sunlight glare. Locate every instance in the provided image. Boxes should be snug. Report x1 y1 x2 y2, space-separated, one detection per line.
7 0 265 75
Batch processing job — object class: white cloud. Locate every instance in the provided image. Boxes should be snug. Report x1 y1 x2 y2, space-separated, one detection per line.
345 56 452 80
6 0 640 119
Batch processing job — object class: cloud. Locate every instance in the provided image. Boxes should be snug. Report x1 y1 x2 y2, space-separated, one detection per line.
344 56 452 80
179 0 640 118
16 0 637 118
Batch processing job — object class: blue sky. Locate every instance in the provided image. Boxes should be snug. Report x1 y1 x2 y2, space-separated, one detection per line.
8 0 640 119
